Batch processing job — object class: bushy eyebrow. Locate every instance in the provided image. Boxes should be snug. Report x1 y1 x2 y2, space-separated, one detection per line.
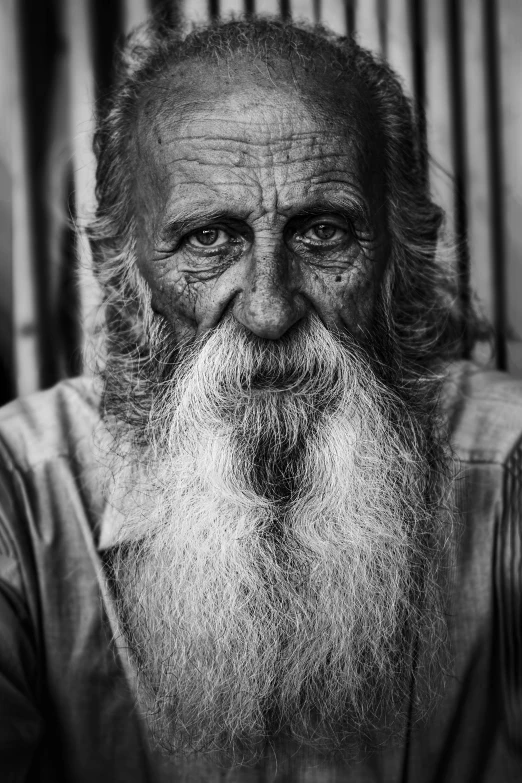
157 208 251 245
156 190 372 246
293 194 370 225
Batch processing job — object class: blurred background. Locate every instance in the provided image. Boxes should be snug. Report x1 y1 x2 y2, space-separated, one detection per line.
1 0 521 404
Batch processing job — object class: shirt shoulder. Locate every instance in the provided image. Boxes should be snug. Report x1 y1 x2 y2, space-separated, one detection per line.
444 364 522 754
445 361 522 465
0 377 101 472
0 377 105 560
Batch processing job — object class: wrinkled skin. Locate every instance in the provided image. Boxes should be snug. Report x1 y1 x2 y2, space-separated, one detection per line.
134 57 388 344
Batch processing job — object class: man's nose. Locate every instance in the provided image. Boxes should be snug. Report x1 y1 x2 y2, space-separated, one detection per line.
232 246 303 340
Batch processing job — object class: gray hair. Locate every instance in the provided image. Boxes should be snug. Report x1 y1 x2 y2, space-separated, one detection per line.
87 16 485 380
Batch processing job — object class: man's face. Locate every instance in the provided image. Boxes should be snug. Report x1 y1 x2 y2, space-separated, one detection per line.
134 58 386 346
104 55 446 768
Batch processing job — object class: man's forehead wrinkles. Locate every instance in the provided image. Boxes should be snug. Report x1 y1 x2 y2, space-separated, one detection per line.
167 122 326 139
155 131 353 156
136 87 374 231
153 138 368 224
145 104 361 158
159 154 357 178
153 140 358 175
159 178 369 225
162 165 367 209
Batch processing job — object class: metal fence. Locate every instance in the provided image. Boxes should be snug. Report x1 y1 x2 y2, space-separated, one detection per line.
2 0 521 403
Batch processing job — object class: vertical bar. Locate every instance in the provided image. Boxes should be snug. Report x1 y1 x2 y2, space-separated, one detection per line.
408 0 428 186
482 0 507 370
499 0 522 376
44 15 82 381
313 0 321 24
460 0 500 358
18 0 67 389
425 0 456 239
345 0 356 36
209 0 220 20
90 0 123 116
280 0 291 19
244 0 256 15
66 0 100 371
377 0 388 58
12 0 43 394
0 1 14 402
446 0 471 356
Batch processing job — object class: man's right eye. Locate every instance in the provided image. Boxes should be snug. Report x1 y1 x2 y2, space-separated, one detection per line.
186 228 230 248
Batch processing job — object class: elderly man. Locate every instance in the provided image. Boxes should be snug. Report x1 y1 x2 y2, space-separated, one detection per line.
0 16 520 783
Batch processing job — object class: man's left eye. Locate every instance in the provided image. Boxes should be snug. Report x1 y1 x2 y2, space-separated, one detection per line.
186 228 230 248
301 223 346 244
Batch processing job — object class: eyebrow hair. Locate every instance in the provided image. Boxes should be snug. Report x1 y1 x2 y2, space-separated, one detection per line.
156 188 373 246
296 193 370 224
157 207 251 245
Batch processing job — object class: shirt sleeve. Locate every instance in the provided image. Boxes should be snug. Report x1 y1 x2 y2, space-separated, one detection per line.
496 439 522 754
0 467 44 782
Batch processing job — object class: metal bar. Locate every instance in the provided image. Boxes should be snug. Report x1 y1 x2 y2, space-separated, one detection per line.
16 0 61 389
345 0 356 36
90 0 123 112
408 0 428 187
280 0 291 20
482 0 507 370
445 0 471 358
0 1 14 402
377 0 388 58
11 0 41 395
66 0 101 373
209 0 220 20
425 0 456 240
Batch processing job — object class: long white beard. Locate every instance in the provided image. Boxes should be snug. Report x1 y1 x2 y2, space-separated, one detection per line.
103 314 448 766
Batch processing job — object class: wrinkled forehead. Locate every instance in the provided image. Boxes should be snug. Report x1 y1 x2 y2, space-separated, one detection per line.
134 54 384 204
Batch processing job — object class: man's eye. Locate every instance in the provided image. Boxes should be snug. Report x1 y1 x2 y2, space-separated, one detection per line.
186 228 230 248
301 223 347 244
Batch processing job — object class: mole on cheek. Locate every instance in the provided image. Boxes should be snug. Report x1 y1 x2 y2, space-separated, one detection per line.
335 275 342 282
157 136 162 144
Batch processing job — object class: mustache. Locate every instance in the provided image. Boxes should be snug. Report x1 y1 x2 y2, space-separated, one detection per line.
149 313 383 411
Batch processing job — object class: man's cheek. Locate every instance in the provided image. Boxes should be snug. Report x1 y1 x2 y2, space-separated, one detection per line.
336 276 378 335
301 260 376 334
147 272 204 338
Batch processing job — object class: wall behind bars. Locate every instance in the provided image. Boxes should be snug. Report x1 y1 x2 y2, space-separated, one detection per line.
2 0 522 402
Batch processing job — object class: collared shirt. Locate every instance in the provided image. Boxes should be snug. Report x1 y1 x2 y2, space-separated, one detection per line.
0 363 520 782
